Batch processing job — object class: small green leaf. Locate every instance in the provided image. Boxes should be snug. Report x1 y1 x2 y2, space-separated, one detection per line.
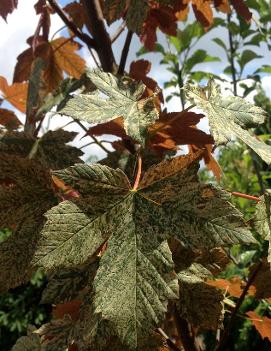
213 38 228 52
184 49 220 73
238 49 262 71
184 80 271 164
59 69 159 145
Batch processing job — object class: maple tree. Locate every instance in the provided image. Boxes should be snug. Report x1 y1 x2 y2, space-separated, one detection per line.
0 0 271 350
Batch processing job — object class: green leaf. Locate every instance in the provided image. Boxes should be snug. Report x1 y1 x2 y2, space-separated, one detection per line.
59 69 159 145
213 37 228 52
254 190 271 262
254 65 271 74
184 80 271 164
184 49 220 73
238 49 262 71
36 155 254 349
0 155 57 292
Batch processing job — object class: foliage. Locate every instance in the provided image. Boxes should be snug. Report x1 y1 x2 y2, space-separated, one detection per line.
0 1 271 351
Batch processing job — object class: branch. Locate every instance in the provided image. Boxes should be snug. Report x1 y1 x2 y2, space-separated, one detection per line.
81 0 115 72
118 30 133 75
174 306 199 351
47 0 96 49
75 120 111 154
216 261 263 351
111 21 126 43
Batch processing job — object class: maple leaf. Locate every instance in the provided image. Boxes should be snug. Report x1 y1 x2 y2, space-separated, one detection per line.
184 80 271 164
0 76 28 112
59 69 159 145
254 191 271 263
177 263 224 330
0 0 18 21
0 108 22 130
247 311 271 341
0 155 57 292
33 152 254 348
64 1 87 30
0 129 83 169
13 36 85 92
140 4 177 50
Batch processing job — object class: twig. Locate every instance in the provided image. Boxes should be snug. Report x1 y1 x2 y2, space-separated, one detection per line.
157 328 182 351
81 0 115 72
174 306 199 351
216 261 263 351
118 30 133 75
227 13 238 96
75 120 111 154
47 0 96 49
111 21 126 43
132 154 142 191
231 191 260 202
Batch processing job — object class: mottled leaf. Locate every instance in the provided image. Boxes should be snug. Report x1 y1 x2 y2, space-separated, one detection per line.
184 80 271 164
59 69 159 144
0 129 83 169
0 155 57 292
254 191 271 262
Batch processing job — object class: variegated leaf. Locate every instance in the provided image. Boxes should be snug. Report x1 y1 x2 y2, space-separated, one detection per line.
184 80 271 164
59 69 159 145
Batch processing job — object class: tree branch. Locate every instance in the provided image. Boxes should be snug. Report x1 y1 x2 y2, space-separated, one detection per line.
47 0 96 49
216 261 263 351
118 30 133 75
81 0 115 72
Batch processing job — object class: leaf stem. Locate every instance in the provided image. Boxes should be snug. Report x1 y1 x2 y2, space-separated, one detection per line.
157 328 182 351
111 21 126 43
231 191 260 202
76 120 111 154
215 260 263 351
132 154 142 191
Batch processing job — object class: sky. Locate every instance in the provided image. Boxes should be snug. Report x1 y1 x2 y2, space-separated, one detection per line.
0 1 270 160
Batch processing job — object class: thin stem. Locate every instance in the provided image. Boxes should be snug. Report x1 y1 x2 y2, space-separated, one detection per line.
111 21 126 43
132 154 142 191
174 306 199 351
76 120 111 154
216 261 263 351
227 13 237 96
118 30 133 75
157 328 182 351
51 24 66 40
47 0 96 49
231 191 260 202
